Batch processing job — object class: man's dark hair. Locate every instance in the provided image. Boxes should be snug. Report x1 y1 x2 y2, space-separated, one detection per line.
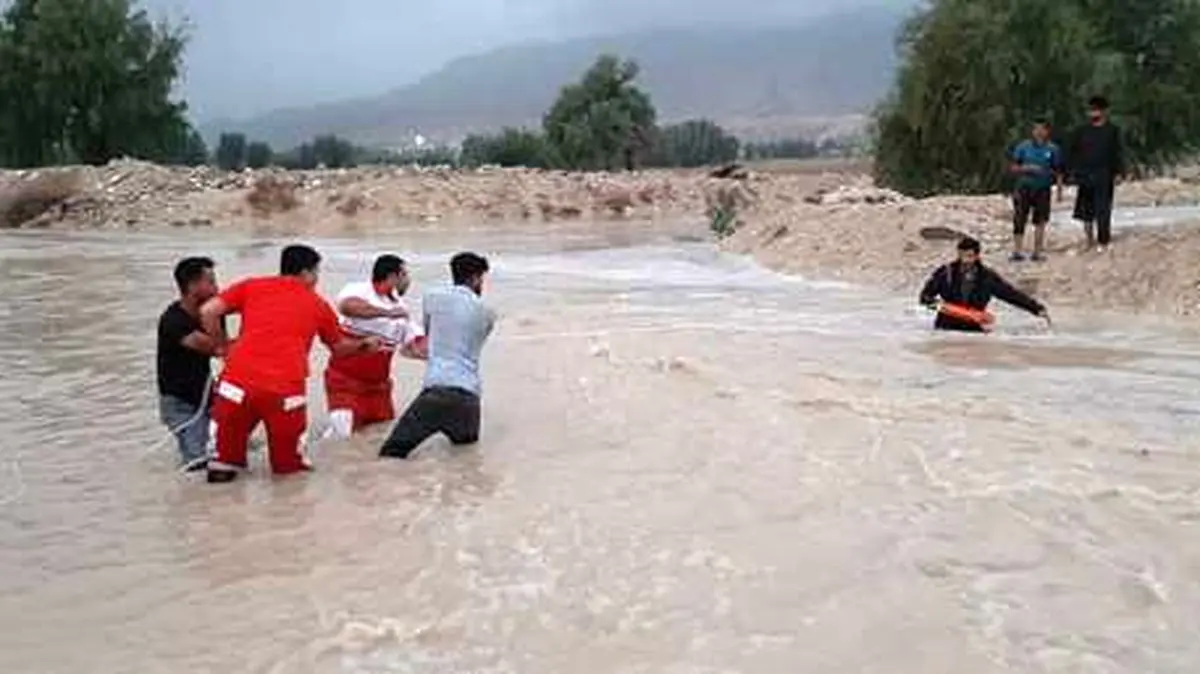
280 244 321 276
173 256 214 294
1032 117 1051 128
957 236 982 254
1088 95 1109 110
371 254 405 282
450 252 490 286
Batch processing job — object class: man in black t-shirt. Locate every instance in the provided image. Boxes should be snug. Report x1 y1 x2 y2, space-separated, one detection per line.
157 257 221 471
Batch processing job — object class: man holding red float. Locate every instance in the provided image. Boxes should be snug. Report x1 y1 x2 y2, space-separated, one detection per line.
919 236 1051 332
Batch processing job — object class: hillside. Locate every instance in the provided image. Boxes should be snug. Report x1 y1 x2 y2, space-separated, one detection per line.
204 6 904 149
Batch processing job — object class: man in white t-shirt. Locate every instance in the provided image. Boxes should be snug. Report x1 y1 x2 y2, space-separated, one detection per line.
323 254 426 439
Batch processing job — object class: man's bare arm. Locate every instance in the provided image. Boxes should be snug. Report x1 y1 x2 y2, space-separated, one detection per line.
339 297 407 320
329 335 379 357
181 330 221 356
199 297 232 354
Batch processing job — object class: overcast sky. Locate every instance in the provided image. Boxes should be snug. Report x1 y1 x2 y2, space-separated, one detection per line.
139 0 910 122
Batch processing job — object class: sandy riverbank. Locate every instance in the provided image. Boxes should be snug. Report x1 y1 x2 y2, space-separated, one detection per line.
3 159 1200 317
726 174 1200 317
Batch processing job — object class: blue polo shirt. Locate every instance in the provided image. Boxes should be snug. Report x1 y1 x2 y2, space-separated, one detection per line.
1010 139 1061 190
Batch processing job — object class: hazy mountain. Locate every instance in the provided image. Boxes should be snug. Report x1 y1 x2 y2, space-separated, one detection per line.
202 6 905 149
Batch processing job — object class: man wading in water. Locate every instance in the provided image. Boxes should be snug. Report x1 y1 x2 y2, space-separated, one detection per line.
323 254 427 440
156 257 221 472
1068 95 1126 251
380 252 495 459
919 237 1051 332
200 244 380 483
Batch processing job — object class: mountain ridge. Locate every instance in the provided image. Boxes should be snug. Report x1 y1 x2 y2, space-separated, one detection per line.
201 6 906 149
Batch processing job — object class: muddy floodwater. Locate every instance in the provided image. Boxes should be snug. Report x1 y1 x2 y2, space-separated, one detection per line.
1 223 1199 674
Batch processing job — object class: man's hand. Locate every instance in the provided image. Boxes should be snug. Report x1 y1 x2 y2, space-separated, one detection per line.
1038 309 1052 327
361 335 383 352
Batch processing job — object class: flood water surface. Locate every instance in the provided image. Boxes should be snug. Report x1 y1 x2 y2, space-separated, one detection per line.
1 226 1198 674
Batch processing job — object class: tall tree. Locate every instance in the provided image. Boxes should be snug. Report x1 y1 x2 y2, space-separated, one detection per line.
873 0 1200 195
460 128 552 168
649 119 740 167
215 132 247 171
0 0 197 167
245 141 273 169
543 55 657 171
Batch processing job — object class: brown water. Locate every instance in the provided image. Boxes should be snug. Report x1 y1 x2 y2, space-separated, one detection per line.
1 225 1199 674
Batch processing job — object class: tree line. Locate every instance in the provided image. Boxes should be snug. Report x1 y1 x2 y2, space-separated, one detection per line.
10 0 1197 188
872 0 1200 195
210 122 852 172
0 1 850 173
0 0 207 168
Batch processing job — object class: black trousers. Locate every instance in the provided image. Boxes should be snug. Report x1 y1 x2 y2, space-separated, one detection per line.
380 386 481 459
1073 176 1115 245
1012 187 1051 236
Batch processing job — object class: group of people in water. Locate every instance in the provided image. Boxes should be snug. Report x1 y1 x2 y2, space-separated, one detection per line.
156 246 495 481
152 96 1124 476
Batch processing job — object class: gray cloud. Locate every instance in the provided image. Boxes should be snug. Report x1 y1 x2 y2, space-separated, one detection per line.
136 0 910 122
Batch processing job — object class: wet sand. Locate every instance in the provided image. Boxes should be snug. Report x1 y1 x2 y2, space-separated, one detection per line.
1 223 1198 673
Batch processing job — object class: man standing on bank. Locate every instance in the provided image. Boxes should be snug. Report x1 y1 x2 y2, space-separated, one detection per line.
1008 117 1063 262
380 252 496 460
1068 95 1126 251
157 256 221 472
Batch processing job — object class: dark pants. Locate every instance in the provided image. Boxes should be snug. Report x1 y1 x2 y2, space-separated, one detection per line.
380 386 481 459
1073 177 1115 245
1012 187 1051 236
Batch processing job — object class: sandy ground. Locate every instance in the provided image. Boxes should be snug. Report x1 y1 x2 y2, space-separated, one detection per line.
2 158 1200 317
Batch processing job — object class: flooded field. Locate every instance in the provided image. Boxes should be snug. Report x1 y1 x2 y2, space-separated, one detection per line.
0 223 1198 674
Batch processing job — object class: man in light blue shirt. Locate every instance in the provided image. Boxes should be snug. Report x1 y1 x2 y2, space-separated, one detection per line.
380 252 495 459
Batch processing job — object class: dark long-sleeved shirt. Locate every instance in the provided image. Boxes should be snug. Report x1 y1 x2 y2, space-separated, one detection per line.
919 261 1044 331
1067 122 1125 181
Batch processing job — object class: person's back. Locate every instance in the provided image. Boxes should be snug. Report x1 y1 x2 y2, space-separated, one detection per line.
422 284 495 395
221 275 338 394
200 244 376 483
381 252 494 460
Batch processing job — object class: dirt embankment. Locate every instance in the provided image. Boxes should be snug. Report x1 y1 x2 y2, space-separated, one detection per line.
0 159 768 231
3 158 1200 317
725 174 1200 317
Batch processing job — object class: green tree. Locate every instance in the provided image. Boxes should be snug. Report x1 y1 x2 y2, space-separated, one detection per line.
648 119 739 167
543 55 657 171
0 0 195 167
153 122 208 166
245 141 273 169
215 132 247 170
310 134 356 168
873 0 1200 195
461 128 552 168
